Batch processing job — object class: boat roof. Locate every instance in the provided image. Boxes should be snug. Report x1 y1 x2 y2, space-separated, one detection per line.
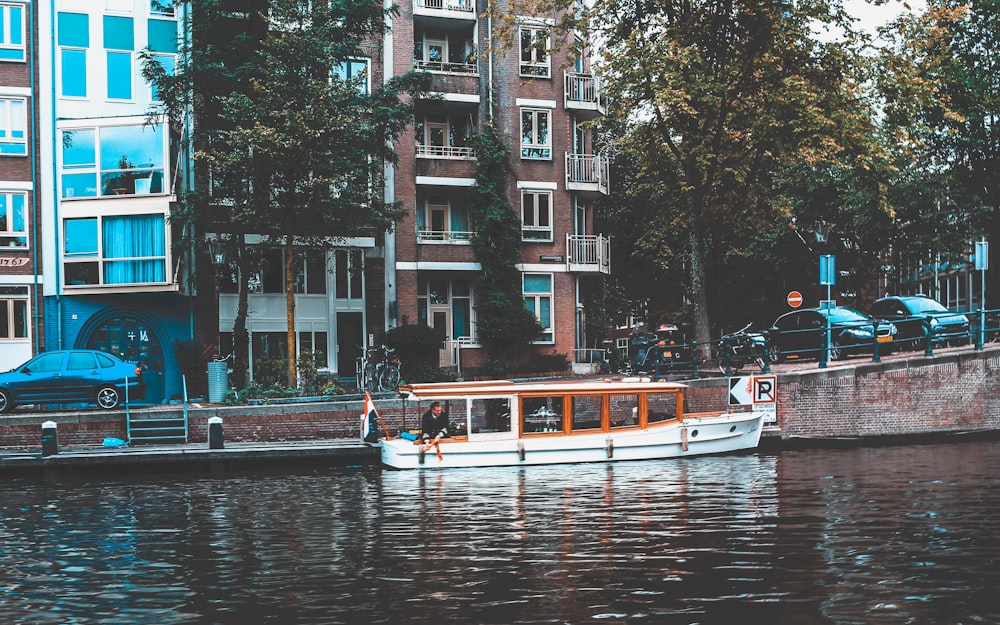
398 377 688 399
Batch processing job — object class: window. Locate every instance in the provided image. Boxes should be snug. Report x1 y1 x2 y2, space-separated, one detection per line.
148 16 177 54
519 25 550 77
0 191 27 248
414 31 476 73
61 124 168 198
104 16 135 100
150 54 175 102
150 0 175 16
0 286 28 339
520 109 550 159
0 97 25 155
298 331 329 368
333 58 370 95
63 214 167 286
417 276 473 341
571 395 602 431
335 249 363 299
521 190 552 241
523 273 553 343
415 115 472 158
294 249 327 295
417 199 471 242
0 3 25 61
58 12 90 98
68 351 98 370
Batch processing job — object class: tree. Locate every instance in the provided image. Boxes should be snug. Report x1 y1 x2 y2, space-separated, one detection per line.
143 0 431 387
497 0 885 349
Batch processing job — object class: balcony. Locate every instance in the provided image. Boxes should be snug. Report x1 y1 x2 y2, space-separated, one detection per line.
416 145 475 159
417 229 474 243
565 153 610 195
564 72 605 118
414 0 477 19
567 234 611 274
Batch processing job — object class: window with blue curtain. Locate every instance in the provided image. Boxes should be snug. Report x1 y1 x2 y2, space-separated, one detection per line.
0 4 25 61
104 16 134 100
148 18 177 54
102 214 166 284
58 12 90 98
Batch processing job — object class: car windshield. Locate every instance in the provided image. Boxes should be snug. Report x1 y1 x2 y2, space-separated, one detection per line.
906 298 948 314
821 307 870 323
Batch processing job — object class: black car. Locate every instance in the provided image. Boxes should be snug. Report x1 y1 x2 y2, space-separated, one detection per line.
767 306 897 362
869 295 970 349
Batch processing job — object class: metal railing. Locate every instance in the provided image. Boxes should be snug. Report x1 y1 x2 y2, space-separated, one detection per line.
413 59 477 74
565 153 610 194
566 234 611 273
564 72 604 110
415 0 476 12
416 144 475 159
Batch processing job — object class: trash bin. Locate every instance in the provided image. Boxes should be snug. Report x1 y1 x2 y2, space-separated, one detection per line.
207 361 229 403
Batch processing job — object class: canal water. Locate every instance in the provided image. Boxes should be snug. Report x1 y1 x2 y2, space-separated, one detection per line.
1 438 999 625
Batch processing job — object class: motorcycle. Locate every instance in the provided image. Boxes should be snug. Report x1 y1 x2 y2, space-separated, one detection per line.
716 323 769 375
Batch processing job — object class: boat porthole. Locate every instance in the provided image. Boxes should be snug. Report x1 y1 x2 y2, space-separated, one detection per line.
730 425 737 433
690 429 698 437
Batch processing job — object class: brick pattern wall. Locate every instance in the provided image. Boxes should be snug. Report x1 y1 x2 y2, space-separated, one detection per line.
5 350 997 450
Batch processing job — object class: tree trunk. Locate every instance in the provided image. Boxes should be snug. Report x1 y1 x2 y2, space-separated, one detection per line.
285 235 297 388
231 233 251 389
686 192 712 360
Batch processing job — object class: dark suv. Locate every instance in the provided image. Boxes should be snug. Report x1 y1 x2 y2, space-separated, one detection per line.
869 295 970 349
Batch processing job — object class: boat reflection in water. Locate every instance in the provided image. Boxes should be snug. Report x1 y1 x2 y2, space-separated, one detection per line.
2 441 1000 624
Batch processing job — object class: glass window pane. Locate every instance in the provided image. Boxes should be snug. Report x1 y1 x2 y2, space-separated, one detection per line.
68 352 98 370
61 49 88 97
647 392 678 424
58 12 89 47
610 394 639 428
63 129 96 167
11 194 24 231
571 395 602 431
148 19 177 53
65 218 98 256
523 396 562 433
0 303 7 338
523 274 551 293
103 16 134 50
100 125 165 170
107 52 132 99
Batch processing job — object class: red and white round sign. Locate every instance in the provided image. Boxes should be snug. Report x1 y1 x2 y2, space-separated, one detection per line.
787 291 803 308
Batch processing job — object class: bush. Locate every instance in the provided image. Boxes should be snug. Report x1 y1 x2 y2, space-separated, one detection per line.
407 364 458 384
384 324 446 381
521 353 570 374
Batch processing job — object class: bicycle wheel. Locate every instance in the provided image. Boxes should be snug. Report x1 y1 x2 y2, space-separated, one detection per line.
355 358 365 390
379 365 400 391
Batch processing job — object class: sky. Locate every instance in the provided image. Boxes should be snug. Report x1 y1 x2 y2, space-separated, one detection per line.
844 0 927 34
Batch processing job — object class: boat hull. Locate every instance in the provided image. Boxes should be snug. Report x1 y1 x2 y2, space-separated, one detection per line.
381 411 766 470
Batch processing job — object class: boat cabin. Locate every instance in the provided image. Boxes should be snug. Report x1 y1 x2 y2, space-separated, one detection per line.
398 379 688 441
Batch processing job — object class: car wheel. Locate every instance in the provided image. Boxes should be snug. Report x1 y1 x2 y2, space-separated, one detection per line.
769 344 782 363
0 389 13 414
96 386 121 410
829 341 843 361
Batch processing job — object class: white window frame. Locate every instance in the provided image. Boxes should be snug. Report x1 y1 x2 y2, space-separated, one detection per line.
0 190 28 248
520 108 551 160
0 97 26 155
519 24 550 78
520 189 553 241
62 212 170 289
0 286 29 340
523 273 554 343
333 58 370 95
0 3 26 62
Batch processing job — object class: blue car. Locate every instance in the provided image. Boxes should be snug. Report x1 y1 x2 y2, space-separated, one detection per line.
0 350 145 413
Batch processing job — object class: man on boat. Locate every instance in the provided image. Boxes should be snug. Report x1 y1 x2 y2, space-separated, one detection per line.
420 402 449 459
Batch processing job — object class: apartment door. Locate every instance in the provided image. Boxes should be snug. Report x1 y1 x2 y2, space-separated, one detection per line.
336 312 363 380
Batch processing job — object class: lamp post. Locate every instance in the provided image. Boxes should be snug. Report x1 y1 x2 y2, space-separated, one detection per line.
206 237 227 351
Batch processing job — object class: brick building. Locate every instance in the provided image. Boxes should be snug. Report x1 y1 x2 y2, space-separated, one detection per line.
0 0 39 370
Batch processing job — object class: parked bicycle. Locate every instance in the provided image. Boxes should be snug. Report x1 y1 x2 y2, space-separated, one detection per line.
356 344 401 392
716 323 769 375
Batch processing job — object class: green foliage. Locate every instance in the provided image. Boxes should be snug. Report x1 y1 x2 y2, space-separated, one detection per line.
384 324 445 381
406 364 458 384
171 339 217 398
467 126 544 365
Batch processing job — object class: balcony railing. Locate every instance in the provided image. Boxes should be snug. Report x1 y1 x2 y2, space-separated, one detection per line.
564 72 605 115
565 153 610 195
414 0 476 13
416 145 475 159
417 229 474 243
414 60 477 74
567 234 611 274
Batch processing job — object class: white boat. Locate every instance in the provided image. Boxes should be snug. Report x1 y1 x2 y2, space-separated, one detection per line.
380 378 766 469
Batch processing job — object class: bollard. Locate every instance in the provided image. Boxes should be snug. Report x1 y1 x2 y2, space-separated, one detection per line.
41 421 59 456
208 416 224 449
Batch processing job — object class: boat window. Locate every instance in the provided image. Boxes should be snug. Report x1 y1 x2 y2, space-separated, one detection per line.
470 398 511 434
571 395 602 431
609 393 639 428
523 396 563 433
647 392 678 423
